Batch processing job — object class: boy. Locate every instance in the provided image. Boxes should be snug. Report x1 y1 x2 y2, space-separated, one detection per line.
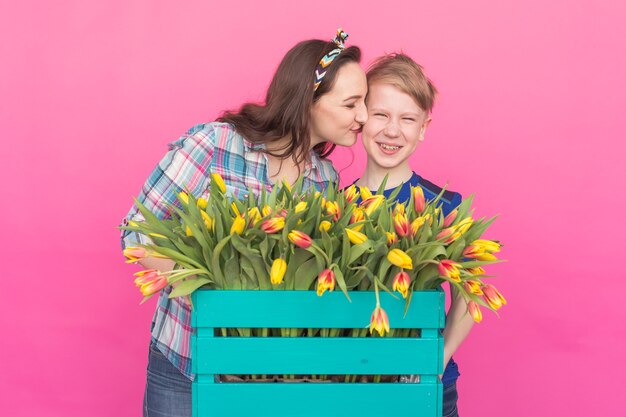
353 53 472 417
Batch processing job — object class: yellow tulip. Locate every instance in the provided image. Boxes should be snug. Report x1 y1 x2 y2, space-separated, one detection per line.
325 201 340 221
211 172 227 193
247 207 262 226
270 258 287 285
393 203 406 216
295 201 308 213
185 225 193 237
456 217 474 234
411 216 426 237
387 249 413 270
148 232 168 239
463 280 484 295
360 186 373 200
361 195 385 217
319 220 332 233
386 232 398 246
473 239 501 253
200 211 213 230
467 267 486 276
346 228 368 245
177 191 189 205
230 215 245 235
262 205 273 217
197 198 208 210
231 202 241 217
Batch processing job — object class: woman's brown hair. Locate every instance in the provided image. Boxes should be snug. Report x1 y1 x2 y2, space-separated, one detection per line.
219 40 361 164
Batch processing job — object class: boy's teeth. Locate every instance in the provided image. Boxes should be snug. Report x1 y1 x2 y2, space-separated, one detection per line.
380 144 399 150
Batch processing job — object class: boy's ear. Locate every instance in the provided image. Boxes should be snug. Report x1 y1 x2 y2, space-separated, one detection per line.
419 117 432 141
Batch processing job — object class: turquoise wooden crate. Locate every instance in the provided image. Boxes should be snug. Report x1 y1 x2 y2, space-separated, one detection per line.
191 289 445 417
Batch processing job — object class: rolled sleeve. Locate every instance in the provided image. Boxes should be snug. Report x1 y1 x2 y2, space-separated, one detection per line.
119 123 216 251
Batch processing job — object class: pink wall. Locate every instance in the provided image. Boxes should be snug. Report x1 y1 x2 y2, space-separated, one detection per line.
1 1 625 416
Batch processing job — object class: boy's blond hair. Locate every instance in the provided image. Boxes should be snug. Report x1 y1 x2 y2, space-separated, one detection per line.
366 53 438 113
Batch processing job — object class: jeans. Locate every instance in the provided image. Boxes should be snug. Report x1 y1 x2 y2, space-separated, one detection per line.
442 381 460 417
143 342 192 417
143 342 460 417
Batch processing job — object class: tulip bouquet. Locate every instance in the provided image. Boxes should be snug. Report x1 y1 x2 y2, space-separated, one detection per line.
122 173 506 338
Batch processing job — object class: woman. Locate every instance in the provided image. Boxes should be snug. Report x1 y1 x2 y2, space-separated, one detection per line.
352 53 470 417
121 30 368 417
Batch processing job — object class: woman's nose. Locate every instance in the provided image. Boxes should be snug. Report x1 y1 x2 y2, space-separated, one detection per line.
355 103 368 125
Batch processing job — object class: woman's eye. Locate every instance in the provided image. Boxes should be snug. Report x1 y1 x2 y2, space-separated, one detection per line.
374 113 387 117
345 104 356 109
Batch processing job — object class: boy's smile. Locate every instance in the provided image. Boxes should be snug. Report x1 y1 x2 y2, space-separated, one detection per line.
361 82 431 171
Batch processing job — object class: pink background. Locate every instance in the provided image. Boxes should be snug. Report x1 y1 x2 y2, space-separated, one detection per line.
1 1 625 416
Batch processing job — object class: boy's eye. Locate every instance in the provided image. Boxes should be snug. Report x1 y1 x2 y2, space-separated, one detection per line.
403 118 416 122
374 113 387 117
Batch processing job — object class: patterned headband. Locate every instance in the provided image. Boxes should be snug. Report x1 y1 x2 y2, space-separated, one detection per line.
313 28 349 91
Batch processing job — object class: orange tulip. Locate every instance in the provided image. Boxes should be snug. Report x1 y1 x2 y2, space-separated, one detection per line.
288 230 313 248
350 207 365 232
133 269 168 296
261 217 285 234
483 284 507 310
123 247 148 263
392 271 411 298
437 227 461 244
443 209 458 227
438 260 462 282
468 301 483 323
369 305 390 336
344 185 360 203
413 186 425 213
316 269 336 296
393 212 410 238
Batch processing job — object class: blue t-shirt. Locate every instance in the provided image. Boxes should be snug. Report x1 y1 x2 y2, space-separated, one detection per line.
352 172 462 386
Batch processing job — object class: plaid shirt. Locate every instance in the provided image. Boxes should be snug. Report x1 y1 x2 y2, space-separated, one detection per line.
121 122 338 379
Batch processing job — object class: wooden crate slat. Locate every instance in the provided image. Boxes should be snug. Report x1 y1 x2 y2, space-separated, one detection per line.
195 336 443 375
